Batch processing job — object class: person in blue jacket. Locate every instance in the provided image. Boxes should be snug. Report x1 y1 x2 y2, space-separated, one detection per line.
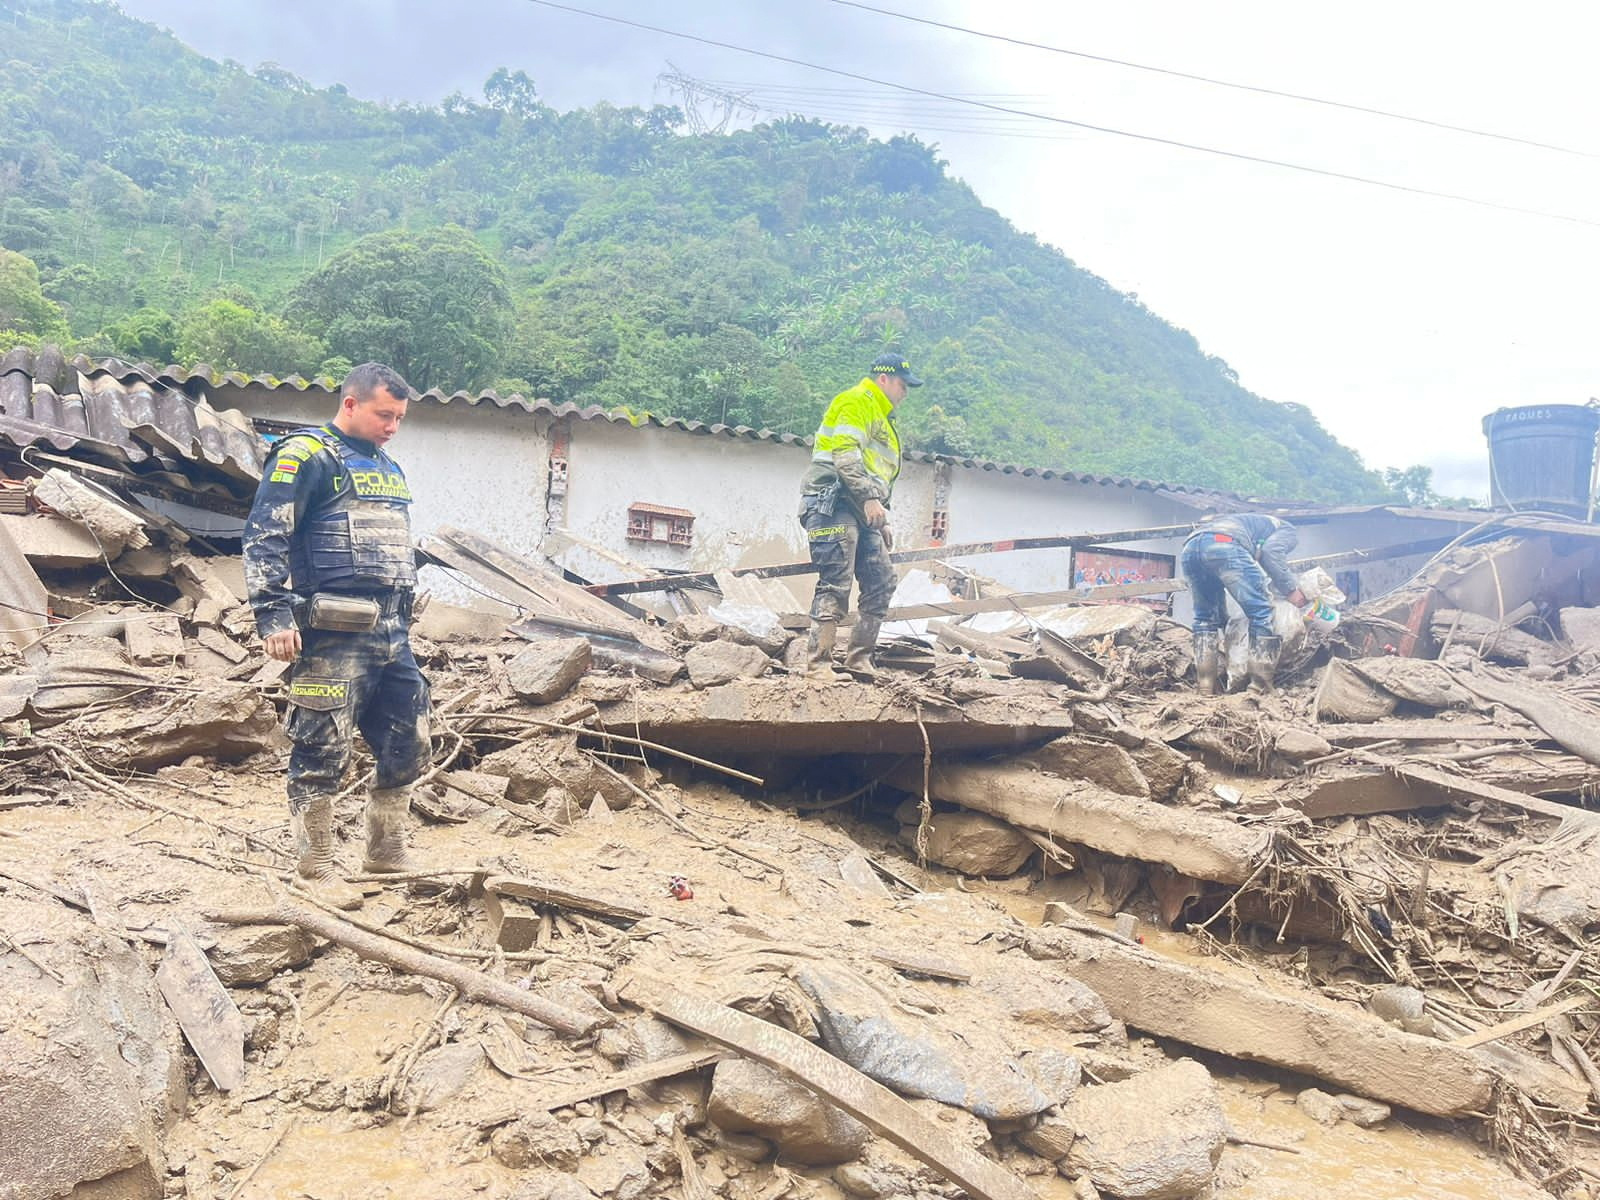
1181 513 1307 694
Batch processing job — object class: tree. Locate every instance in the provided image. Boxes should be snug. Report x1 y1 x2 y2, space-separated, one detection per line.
176 299 327 375
0 248 69 341
286 225 512 391
483 69 544 120
1383 464 1479 510
104 306 178 362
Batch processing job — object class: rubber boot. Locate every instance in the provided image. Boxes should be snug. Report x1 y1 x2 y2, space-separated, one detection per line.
1247 633 1283 695
805 620 843 680
293 796 363 910
362 786 419 874
1193 630 1222 696
843 617 882 682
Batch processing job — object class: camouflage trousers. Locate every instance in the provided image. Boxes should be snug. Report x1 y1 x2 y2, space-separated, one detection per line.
802 503 896 623
283 601 432 812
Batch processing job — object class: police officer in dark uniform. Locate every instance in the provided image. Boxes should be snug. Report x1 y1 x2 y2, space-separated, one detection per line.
243 362 430 908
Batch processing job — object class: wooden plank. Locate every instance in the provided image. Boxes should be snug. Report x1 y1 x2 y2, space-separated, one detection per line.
1319 721 1543 745
1449 993 1592 1049
155 927 245 1092
438 527 648 637
535 1049 726 1111
642 981 1040 1200
592 523 1199 597
781 579 1188 629
1389 762 1600 828
1035 927 1494 1117
484 874 650 923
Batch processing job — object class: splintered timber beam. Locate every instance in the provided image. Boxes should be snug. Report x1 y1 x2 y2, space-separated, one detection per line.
587 523 1197 597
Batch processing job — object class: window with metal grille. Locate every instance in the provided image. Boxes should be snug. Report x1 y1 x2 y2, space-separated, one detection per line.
626 503 694 546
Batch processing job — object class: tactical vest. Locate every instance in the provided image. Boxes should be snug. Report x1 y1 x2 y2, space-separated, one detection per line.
286 425 417 594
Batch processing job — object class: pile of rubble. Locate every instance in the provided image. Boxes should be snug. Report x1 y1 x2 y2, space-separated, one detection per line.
4 475 1600 1200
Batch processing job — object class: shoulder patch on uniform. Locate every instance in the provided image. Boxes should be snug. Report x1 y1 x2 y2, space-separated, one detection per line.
272 433 325 462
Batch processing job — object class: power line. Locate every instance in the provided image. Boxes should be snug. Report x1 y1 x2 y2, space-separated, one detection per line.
520 0 1600 230
830 0 1599 161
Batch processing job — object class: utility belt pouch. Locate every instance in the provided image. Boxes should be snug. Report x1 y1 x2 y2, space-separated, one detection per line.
307 593 381 633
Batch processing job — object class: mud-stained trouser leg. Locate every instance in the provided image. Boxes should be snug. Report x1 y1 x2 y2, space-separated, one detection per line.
356 617 432 871
804 507 861 624
1181 537 1227 694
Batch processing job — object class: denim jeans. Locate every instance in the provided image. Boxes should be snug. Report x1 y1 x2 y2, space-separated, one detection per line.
1182 535 1277 637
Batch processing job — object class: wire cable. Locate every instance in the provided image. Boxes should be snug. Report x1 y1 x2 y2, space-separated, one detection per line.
829 0 1599 160
520 0 1600 230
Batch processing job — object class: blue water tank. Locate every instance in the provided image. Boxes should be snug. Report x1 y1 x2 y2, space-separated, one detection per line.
1482 404 1600 519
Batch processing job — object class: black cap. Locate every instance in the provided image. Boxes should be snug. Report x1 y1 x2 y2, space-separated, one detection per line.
869 352 923 387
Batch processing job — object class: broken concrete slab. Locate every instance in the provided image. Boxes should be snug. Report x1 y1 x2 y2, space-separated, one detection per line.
31 634 142 717
686 640 772 690
1124 739 1189 802
1024 738 1150 799
708 1057 870 1165
507 637 592 703
125 612 185 666
478 738 636 809
0 510 103 569
595 677 1076 758
891 761 1264 884
66 681 280 769
1022 926 1494 1117
206 923 318 987
0 516 48 655
33 469 151 559
0 897 185 1200
1063 1059 1226 1200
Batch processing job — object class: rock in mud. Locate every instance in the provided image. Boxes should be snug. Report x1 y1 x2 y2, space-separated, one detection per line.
707 1057 869 1165
576 1140 652 1200
0 898 186 1200
1017 1113 1077 1161
507 638 592 703
685 640 772 689
1028 739 1151 798
1296 1088 1390 1127
479 737 635 808
206 923 318 987
796 961 1065 1120
671 614 722 643
1125 739 1190 802
511 1171 599 1200
903 810 1034 877
491 1111 584 1171
981 970 1112 1035
1063 1059 1227 1200
402 1041 487 1113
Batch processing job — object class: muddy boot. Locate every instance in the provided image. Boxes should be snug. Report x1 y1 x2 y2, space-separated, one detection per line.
362 786 419 874
805 620 843 679
1247 633 1283 695
843 617 882 682
293 796 362 910
1193 630 1222 696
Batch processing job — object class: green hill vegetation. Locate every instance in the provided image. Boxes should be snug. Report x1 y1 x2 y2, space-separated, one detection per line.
0 0 1389 501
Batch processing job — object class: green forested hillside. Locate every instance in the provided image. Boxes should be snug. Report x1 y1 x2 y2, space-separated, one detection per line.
0 0 1386 501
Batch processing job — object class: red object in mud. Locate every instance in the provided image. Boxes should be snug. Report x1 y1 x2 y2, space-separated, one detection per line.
667 875 694 901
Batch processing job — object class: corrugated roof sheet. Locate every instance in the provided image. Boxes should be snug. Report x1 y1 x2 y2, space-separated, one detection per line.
0 348 266 500
69 352 1263 507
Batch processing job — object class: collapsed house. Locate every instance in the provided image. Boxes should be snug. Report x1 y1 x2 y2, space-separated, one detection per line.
2 348 1599 1200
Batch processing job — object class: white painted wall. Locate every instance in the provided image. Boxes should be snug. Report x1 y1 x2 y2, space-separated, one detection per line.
941 469 1200 594
233 388 552 606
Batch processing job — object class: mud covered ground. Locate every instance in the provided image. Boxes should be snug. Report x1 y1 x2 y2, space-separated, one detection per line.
0 716 1566 1200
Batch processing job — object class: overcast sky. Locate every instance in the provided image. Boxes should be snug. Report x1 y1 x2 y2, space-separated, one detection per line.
116 0 1600 499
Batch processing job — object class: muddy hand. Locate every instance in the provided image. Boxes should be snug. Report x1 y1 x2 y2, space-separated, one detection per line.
264 629 302 662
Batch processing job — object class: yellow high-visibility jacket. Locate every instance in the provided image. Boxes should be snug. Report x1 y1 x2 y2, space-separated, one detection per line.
799 377 901 511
